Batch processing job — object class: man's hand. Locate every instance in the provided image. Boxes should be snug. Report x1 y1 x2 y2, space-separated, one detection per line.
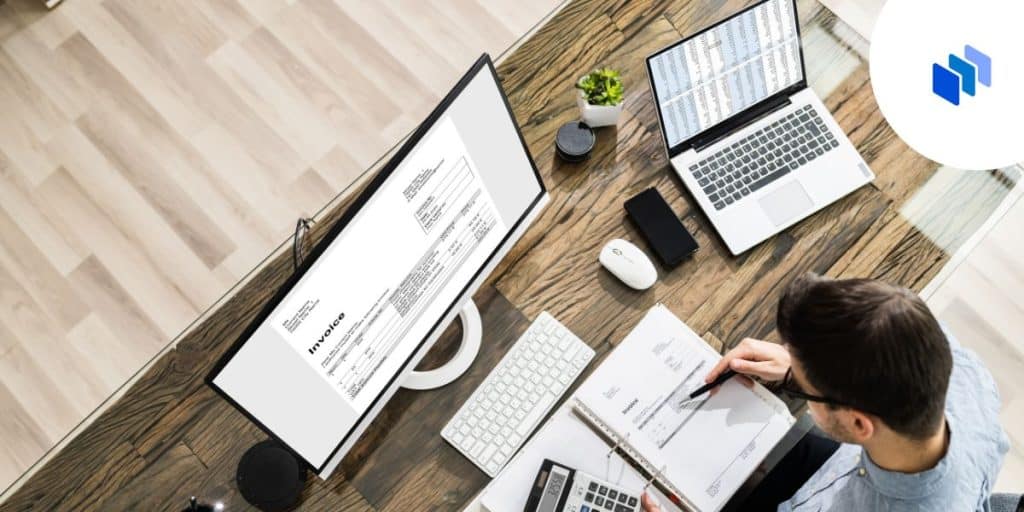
640 492 662 512
706 338 791 385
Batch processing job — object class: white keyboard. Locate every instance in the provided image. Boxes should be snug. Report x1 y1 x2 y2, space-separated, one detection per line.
441 311 595 477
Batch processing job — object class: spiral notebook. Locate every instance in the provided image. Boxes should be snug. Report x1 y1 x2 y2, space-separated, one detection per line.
569 305 795 512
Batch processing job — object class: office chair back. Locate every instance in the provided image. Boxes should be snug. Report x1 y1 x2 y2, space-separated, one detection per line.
990 492 1023 512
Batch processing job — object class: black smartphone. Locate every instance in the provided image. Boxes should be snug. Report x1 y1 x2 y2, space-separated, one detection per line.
624 188 699 267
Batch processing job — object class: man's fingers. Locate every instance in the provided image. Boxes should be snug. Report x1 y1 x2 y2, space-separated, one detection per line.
729 358 776 375
706 346 752 383
737 375 755 388
641 492 662 512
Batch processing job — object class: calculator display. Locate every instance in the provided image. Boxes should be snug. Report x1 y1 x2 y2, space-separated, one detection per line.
538 464 571 512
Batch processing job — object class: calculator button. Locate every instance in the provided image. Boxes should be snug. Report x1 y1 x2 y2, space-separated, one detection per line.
615 505 632 512
581 507 590 512
608 489 618 500
598 486 608 496
595 497 605 506
586 492 595 502
628 496 638 506
589 482 598 492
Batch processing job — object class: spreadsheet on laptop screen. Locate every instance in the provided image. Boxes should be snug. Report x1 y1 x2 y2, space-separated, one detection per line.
649 0 804 148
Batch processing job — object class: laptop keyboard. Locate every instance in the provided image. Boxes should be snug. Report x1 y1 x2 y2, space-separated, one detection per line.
690 105 841 211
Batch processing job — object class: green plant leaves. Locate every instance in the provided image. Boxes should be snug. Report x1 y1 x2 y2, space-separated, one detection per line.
575 68 623 106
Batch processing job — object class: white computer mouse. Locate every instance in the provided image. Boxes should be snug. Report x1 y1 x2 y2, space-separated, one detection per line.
599 239 657 290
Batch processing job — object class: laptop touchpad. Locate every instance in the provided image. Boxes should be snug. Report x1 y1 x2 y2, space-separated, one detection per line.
759 181 813 226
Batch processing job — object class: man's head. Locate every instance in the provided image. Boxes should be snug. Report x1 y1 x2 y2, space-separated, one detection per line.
777 273 952 444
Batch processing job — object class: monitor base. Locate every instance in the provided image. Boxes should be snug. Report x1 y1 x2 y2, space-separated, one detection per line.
402 301 482 390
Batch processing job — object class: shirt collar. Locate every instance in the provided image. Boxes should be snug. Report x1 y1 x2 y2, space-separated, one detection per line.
861 418 954 500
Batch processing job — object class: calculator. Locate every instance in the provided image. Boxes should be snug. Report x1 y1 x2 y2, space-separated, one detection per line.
525 459 642 512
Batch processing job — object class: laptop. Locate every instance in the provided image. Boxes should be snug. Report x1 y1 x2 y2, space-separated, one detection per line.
645 0 874 255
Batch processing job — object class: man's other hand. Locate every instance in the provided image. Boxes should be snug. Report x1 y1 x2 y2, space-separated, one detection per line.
640 492 662 512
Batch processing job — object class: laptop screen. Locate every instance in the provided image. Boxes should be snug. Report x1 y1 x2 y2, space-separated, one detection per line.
648 0 804 150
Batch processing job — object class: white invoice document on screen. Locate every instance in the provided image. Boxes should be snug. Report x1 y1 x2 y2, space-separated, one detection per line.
573 305 795 512
270 117 506 413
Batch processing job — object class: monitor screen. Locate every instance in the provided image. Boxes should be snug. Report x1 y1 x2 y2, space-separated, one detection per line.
209 58 544 472
648 0 803 149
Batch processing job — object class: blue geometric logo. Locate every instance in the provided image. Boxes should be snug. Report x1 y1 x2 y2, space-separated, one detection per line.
932 44 991 105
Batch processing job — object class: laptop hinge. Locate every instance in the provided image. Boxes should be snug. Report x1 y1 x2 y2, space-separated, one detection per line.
692 94 793 153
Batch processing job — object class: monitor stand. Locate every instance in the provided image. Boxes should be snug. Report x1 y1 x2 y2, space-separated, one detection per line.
402 301 482 390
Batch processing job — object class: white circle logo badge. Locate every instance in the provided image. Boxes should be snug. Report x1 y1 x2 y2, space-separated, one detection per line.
870 0 1024 170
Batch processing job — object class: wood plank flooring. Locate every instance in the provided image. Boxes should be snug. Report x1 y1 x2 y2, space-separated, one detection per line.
0 0 562 493
922 173 1024 491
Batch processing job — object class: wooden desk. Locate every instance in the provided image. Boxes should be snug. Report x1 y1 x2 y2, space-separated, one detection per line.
2 0 1012 510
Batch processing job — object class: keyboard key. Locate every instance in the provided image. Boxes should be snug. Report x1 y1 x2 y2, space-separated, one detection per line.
714 200 726 210
749 168 791 193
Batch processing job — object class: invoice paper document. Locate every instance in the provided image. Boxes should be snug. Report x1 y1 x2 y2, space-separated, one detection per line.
574 305 795 512
270 116 505 413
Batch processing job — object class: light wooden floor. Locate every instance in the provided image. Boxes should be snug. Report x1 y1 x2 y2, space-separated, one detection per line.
0 0 561 491
923 174 1024 491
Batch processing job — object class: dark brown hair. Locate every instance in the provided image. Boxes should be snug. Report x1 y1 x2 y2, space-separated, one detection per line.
777 273 952 440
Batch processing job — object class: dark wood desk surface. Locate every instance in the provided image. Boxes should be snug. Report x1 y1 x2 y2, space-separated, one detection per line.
2 0 1012 510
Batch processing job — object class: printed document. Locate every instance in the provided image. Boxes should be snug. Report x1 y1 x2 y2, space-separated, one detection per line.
574 305 794 512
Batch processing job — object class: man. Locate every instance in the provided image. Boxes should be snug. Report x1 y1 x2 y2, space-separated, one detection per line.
641 273 1008 511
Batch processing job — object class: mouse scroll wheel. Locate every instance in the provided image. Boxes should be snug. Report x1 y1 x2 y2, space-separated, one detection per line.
612 248 622 256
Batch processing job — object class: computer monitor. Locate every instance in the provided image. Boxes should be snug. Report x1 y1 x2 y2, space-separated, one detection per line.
207 54 548 478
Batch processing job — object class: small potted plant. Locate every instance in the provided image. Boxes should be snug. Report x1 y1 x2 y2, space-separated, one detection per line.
575 68 624 128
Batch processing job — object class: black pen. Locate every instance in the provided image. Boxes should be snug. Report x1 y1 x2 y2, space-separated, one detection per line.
688 368 738 399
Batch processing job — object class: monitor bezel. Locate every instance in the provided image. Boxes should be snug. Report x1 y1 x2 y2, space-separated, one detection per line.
206 53 546 474
645 0 808 158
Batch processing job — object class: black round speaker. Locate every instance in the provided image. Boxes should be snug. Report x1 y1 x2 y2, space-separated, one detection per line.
555 121 596 162
236 440 307 511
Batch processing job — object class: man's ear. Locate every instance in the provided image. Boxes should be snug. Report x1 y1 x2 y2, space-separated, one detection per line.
844 409 876 442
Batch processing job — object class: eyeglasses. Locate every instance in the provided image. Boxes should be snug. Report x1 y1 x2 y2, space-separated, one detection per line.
778 368 855 409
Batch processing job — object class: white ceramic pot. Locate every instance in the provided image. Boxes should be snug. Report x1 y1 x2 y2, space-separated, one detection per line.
577 93 622 128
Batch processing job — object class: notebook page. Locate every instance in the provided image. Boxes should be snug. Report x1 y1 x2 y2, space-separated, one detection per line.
480 407 682 512
574 305 794 512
